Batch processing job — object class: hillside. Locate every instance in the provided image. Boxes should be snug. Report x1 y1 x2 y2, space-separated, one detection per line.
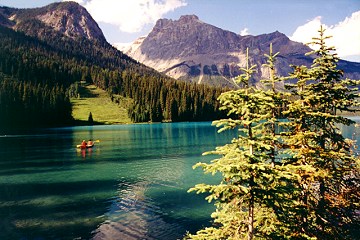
0 2 227 129
71 84 132 124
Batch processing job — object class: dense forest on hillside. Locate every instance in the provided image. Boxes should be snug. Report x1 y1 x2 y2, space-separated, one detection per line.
0 25 226 129
0 73 72 127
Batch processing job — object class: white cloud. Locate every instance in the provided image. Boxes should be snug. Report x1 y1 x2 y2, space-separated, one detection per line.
63 0 187 33
290 16 322 44
240 28 250 36
330 11 360 58
290 11 360 61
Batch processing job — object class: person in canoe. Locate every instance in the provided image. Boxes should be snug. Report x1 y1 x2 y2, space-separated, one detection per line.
80 140 87 149
87 139 94 147
77 139 98 149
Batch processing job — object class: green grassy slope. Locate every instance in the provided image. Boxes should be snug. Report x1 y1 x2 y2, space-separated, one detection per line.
71 84 132 124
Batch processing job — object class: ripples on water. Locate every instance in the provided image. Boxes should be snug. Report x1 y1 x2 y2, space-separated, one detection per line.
0 122 234 240
1 120 358 239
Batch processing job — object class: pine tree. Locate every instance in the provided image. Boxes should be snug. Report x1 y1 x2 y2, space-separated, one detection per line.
88 112 94 125
186 48 304 239
285 26 360 239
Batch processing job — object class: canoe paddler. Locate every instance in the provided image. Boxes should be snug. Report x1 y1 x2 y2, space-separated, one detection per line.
80 140 87 149
87 139 93 147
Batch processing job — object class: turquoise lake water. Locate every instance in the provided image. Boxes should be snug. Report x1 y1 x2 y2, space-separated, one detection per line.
1 119 359 240
0 122 237 240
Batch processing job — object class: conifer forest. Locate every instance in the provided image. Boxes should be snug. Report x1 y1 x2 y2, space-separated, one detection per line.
0 25 226 129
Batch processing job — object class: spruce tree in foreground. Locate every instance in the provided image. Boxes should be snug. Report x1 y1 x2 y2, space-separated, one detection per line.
187 28 360 239
285 26 360 239
186 48 306 239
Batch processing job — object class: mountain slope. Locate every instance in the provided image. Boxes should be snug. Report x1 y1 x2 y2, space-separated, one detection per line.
125 15 360 87
71 84 132 124
0 1 106 42
0 3 227 127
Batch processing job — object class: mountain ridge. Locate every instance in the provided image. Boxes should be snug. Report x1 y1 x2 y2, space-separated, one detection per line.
0 3 228 126
0 2 106 42
124 14 360 87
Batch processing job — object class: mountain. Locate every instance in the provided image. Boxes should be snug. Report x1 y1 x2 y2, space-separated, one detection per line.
125 15 360 87
0 3 227 128
0 1 106 42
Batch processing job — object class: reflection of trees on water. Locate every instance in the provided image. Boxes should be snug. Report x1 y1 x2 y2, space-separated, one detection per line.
92 181 183 240
0 123 233 239
91 123 232 240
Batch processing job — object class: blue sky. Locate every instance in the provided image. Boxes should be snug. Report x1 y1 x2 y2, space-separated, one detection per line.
1 0 359 61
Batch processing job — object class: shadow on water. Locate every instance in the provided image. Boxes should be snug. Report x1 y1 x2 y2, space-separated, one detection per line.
91 180 215 240
0 178 142 240
0 122 234 240
0 179 119 201
0 178 213 240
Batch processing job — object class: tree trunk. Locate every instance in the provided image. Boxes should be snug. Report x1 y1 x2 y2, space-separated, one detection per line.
248 124 254 240
248 182 254 240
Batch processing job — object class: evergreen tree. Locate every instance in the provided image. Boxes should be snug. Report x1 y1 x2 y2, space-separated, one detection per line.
285 26 360 239
186 48 305 239
88 112 94 125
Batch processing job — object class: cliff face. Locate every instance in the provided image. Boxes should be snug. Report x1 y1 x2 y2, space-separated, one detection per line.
0 2 106 42
125 15 360 87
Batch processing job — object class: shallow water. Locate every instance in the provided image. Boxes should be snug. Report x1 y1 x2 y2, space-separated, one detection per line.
0 122 235 240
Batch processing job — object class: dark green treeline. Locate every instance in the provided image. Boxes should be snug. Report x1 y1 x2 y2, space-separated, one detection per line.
0 25 227 128
0 74 72 127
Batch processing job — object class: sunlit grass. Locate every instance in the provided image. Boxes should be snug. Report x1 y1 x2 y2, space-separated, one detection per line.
71 84 132 124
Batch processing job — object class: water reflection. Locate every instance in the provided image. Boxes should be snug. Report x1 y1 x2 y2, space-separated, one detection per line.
77 147 99 159
0 122 234 239
93 181 172 240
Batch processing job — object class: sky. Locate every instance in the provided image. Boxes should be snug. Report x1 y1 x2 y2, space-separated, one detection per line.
0 0 359 62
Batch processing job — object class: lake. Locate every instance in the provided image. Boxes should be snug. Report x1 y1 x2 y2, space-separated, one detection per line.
0 122 237 240
1 120 359 240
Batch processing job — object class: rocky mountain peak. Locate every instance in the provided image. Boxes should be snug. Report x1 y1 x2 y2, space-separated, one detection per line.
154 14 200 28
37 2 105 41
140 15 241 60
153 18 170 30
125 15 360 87
0 1 106 42
179 14 199 22
256 31 289 44
269 30 286 38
